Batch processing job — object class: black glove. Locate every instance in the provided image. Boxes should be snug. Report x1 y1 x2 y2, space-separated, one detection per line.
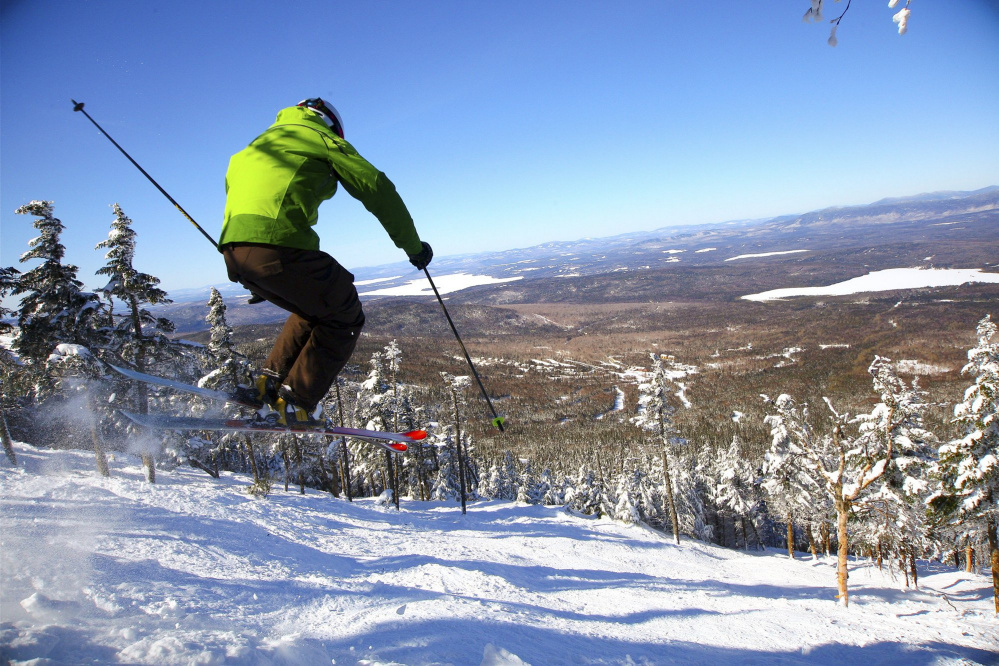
247 292 266 305
408 242 433 270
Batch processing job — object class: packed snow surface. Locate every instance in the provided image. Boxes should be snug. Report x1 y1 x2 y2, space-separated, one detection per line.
743 267 999 301
2 443 997 665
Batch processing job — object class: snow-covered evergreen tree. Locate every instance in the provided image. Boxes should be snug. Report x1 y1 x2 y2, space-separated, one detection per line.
854 357 937 580
762 397 827 558
611 469 643 525
43 344 112 477
0 266 22 464
632 353 694 544
12 201 103 367
181 289 258 482
13 201 110 475
766 357 935 607
202 288 252 390
95 203 177 482
95 203 174 359
713 435 761 550
566 465 604 516
441 372 475 511
929 315 999 612
540 467 565 506
482 453 517 501
516 458 547 505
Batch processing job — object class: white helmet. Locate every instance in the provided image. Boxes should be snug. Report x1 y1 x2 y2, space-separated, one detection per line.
297 98 344 138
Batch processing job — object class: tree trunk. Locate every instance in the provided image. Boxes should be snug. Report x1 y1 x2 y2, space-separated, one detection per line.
835 498 850 607
384 450 399 509
661 449 681 545
318 448 340 497
749 516 764 551
128 299 157 484
787 511 795 559
1 408 16 465
807 523 818 559
966 540 975 573
416 444 430 501
450 382 467 515
294 439 305 494
244 436 261 482
909 551 918 591
986 515 999 615
820 521 831 556
91 421 110 478
339 442 352 501
280 443 290 492
333 385 353 502
189 457 220 479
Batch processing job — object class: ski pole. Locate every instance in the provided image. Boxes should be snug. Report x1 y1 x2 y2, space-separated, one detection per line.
423 267 506 432
71 99 219 250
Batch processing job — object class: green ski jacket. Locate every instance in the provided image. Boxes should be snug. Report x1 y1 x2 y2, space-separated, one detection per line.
220 105 422 256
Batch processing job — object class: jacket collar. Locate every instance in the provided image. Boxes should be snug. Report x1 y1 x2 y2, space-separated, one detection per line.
272 106 332 133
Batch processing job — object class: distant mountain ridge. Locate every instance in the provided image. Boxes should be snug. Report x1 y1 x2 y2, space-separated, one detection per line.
156 186 999 332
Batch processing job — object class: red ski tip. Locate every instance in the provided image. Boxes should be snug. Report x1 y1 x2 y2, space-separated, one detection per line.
404 430 428 441
389 442 408 452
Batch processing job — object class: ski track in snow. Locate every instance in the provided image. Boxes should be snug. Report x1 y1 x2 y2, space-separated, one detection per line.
1 443 997 666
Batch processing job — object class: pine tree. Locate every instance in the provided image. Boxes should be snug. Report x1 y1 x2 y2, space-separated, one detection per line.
930 315 999 613
441 372 473 512
12 201 103 366
199 288 258 483
612 469 643 525
203 288 252 389
13 201 110 474
854 357 936 583
714 435 760 550
516 458 545 505
766 357 934 607
0 266 22 464
95 203 176 482
632 353 693 544
762 397 827 558
44 344 112 476
566 465 603 516
353 349 397 500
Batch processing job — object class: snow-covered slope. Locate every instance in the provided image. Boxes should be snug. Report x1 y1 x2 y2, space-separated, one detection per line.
1 443 996 665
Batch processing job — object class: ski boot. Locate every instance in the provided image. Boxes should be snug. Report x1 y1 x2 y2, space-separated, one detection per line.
257 386 324 427
233 370 280 409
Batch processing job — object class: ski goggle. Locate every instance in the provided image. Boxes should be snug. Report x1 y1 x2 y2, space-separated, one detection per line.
297 98 344 138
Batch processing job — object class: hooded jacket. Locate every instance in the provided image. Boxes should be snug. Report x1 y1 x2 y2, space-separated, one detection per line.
219 105 422 255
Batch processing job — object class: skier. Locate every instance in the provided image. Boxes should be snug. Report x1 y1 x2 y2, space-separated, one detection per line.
219 98 433 425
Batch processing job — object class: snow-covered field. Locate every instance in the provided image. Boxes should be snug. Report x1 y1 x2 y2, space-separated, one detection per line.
743 267 999 301
358 273 522 298
725 250 811 262
2 443 997 666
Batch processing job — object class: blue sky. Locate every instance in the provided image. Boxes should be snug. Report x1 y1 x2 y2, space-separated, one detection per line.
2 1 997 295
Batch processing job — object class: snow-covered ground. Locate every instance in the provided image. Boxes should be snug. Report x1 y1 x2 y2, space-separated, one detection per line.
2 442 997 666
743 267 999 301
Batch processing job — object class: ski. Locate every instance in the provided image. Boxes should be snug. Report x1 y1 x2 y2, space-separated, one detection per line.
109 364 261 408
120 411 423 452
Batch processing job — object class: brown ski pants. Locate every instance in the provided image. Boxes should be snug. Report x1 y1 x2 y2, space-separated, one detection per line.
222 243 364 410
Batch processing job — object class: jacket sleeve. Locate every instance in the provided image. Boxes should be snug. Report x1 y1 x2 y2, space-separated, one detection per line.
326 138 423 256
